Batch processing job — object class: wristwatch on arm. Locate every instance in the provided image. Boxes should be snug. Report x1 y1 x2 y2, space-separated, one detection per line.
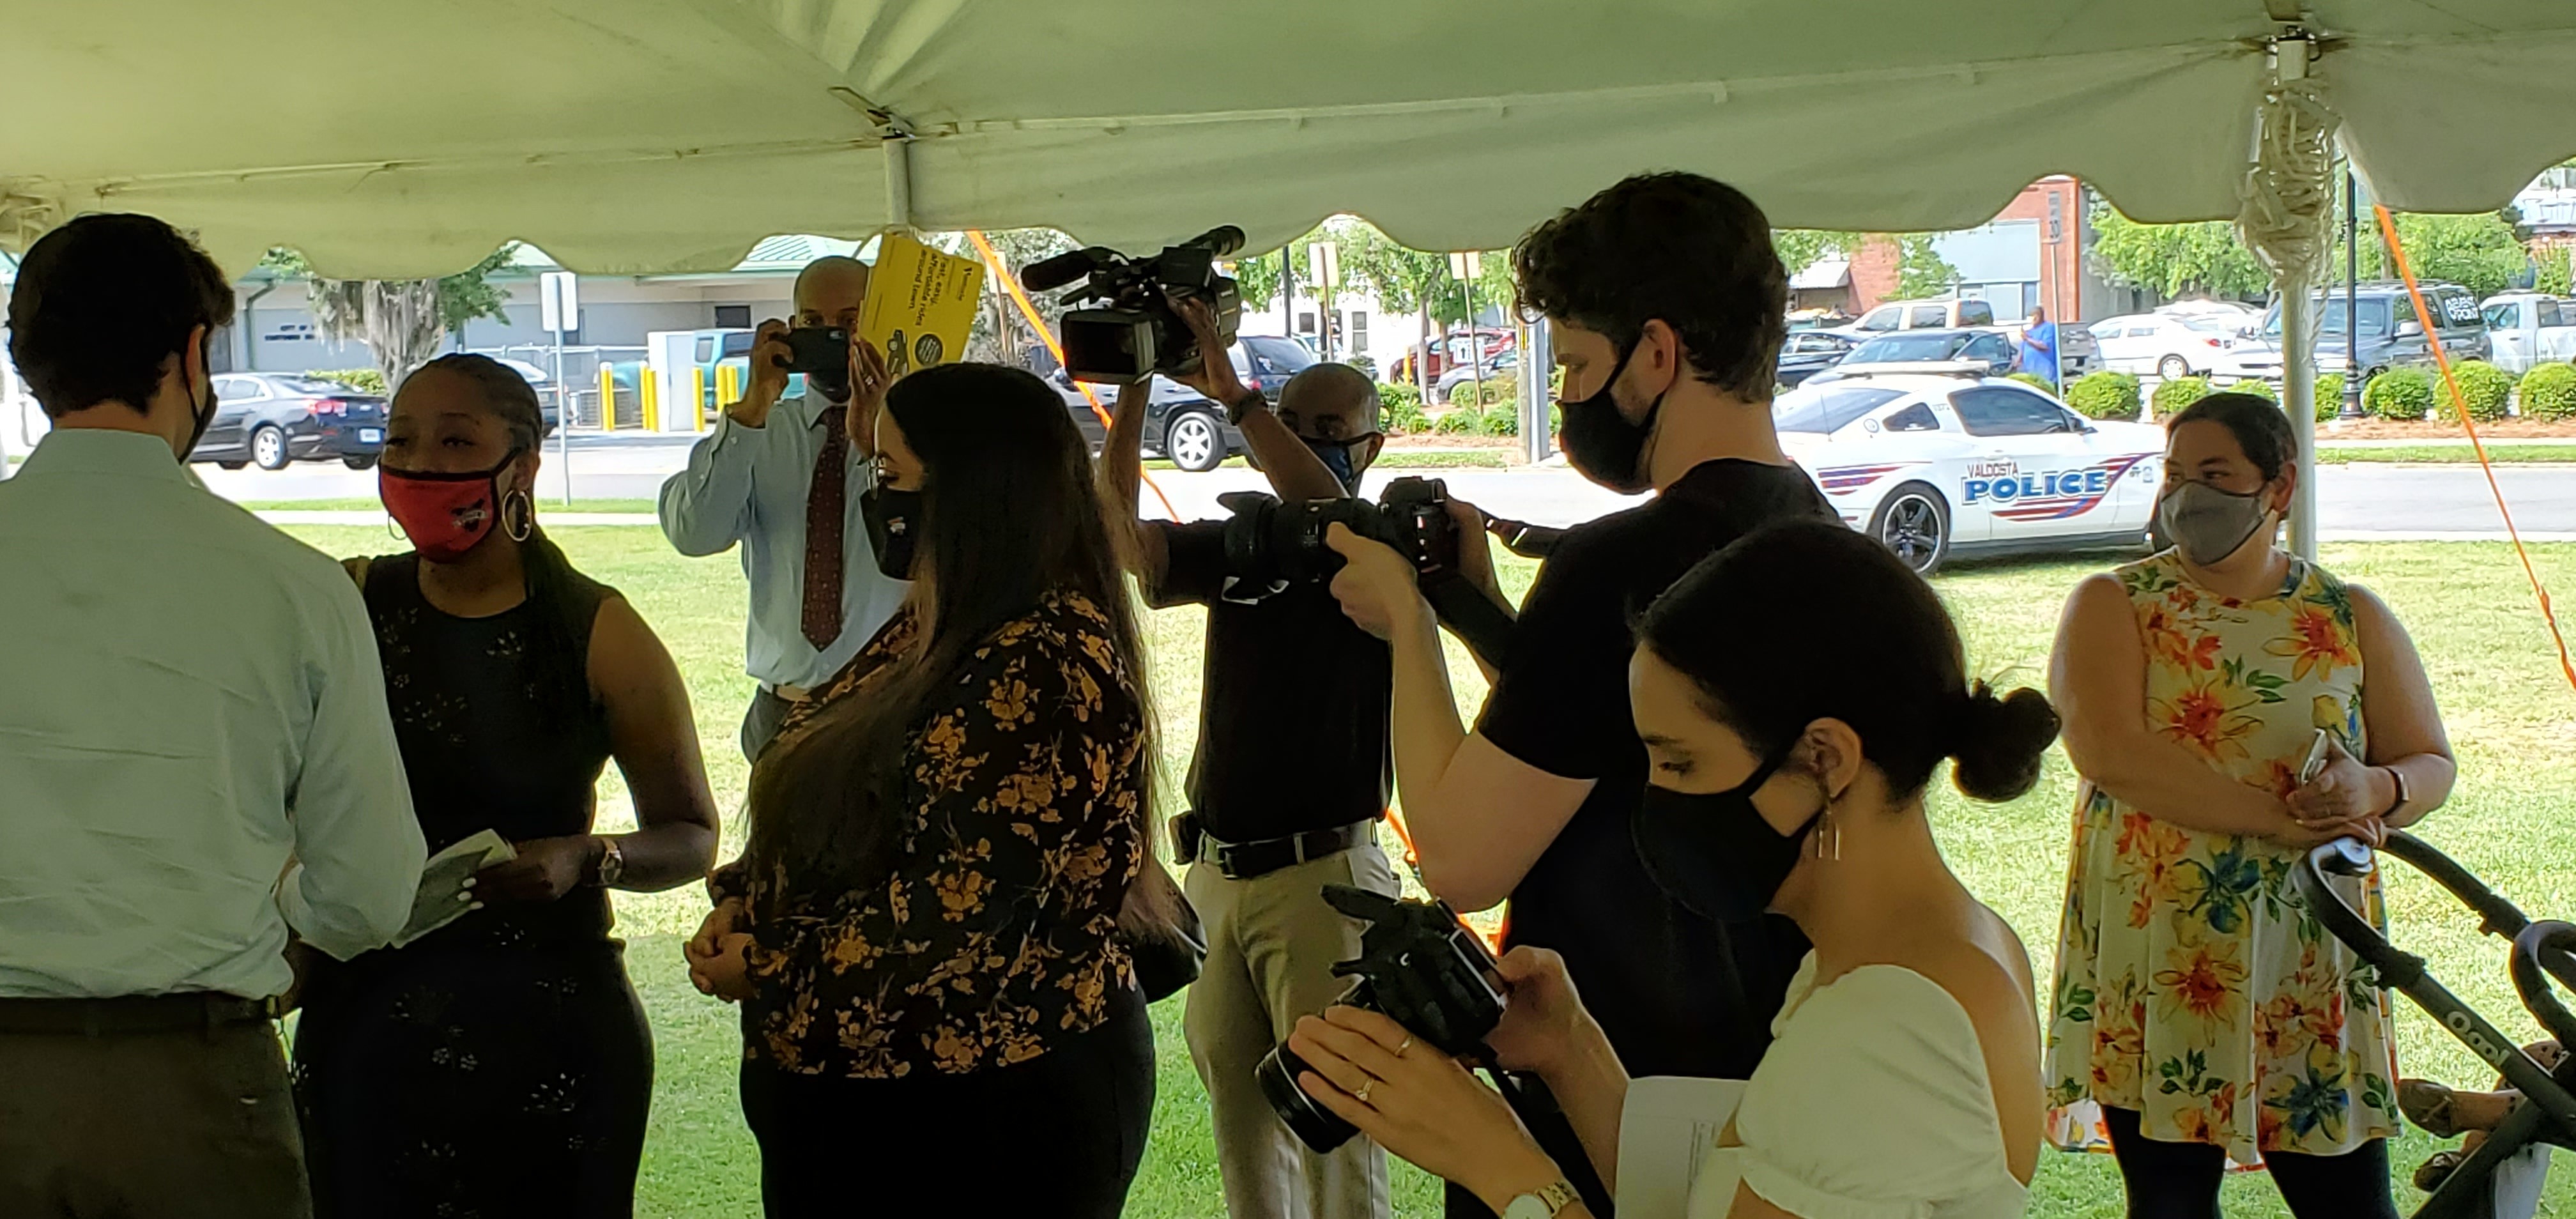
1501 1181 1580 1219
1225 388 1270 426
588 835 626 888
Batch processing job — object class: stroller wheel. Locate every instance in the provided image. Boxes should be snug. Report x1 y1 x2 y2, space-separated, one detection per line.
2414 1148 2467 1193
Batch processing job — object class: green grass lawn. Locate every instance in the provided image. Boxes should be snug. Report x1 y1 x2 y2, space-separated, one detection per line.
2316 443 2576 464
279 525 2576 1216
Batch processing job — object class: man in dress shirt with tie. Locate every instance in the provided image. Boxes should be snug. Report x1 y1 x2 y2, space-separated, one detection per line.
0 213 427 1217
659 256 910 760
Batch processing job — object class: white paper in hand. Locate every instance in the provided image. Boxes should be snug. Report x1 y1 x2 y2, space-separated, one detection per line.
392 829 514 948
1617 1076 1747 1219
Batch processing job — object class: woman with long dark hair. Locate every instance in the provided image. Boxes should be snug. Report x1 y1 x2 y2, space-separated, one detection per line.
292 354 721 1216
1286 521 2055 1218
686 360 1162 1218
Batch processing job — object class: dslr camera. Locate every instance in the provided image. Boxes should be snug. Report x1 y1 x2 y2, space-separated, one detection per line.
1220 475 1462 587
1255 885 1510 1153
1020 226 1246 385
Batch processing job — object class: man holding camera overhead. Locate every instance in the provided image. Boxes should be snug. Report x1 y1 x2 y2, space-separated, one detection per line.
1099 295 1402 1219
657 255 911 760
1324 172 1839 1218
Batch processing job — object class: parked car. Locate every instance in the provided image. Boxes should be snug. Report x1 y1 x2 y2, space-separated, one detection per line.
1827 296 1998 338
1773 373 2165 575
2481 291 2576 374
490 356 562 432
2087 312 2249 379
1811 328 2018 382
2230 280 2489 383
194 372 387 471
1056 371 1238 471
1776 330 1861 387
1436 351 1519 403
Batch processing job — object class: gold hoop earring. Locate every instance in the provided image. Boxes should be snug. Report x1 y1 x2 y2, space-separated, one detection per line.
502 489 534 543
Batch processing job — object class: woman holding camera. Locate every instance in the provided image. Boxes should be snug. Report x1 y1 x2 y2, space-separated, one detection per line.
684 359 1161 1218
1291 521 2056 1217
2043 392 2453 1219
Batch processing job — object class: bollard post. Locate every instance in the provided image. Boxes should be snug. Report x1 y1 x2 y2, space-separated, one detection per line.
717 364 741 417
691 367 709 433
598 365 618 432
641 371 661 433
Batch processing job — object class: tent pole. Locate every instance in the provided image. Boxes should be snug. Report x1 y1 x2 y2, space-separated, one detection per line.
2283 280 2317 560
883 134 914 231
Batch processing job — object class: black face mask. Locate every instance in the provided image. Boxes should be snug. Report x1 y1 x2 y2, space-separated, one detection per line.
1556 339 1667 494
1630 744 1818 923
1302 433 1378 494
180 365 217 459
859 485 920 581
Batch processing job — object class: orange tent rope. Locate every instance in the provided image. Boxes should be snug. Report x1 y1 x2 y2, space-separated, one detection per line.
963 229 1177 520
2373 204 2576 694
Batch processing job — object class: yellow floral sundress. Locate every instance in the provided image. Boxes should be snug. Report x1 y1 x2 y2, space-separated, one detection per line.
2043 551 2399 1163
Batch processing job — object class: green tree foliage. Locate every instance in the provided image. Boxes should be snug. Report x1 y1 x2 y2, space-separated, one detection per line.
2151 375 2213 418
932 228 1077 364
2517 362 2576 421
2365 211 2529 300
2006 372 2054 394
2536 249 2575 297
2435 360 2515 423
1894 234 1960 298
307 368 389 395
259 244 520 389
2363 367 2434 421
1772 230 1866 279
2065 371 2143 421
1377 382 1427 433
2088 208 2271 299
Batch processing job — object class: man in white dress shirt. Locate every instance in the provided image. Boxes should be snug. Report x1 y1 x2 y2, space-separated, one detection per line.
0 214 427 1217
658 256 910 759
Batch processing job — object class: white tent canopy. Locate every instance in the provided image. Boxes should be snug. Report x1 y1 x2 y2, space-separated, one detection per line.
6 1 2576 279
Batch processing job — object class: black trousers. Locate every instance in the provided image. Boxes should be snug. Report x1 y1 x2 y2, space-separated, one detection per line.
2103 1105 2399 1219
740 985 1153 1218
740 686 795 762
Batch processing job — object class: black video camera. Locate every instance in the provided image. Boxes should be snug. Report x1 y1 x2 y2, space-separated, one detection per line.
1020 227 1246 385
1255 885 1510 1153
1218 475 1462 588
781 326 851 401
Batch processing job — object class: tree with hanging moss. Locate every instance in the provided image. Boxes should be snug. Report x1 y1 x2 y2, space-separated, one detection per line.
258 245 518 389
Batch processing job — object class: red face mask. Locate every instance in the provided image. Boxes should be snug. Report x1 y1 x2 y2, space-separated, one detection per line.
379 454 518 562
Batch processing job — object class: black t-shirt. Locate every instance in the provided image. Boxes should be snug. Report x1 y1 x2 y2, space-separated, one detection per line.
1154 519 1392 842
1476 459 1837 1080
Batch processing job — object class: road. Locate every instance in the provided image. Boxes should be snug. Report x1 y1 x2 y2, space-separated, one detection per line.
172 433 2576 540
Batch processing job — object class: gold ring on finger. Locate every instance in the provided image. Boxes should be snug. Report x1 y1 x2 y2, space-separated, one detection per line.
1354 1080 1374 1105
1394 1036 1414 1058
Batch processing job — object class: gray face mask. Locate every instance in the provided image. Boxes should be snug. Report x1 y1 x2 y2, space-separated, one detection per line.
2158 480 2274 566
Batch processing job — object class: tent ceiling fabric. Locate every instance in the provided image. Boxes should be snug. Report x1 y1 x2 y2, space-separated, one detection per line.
5 1 2575 279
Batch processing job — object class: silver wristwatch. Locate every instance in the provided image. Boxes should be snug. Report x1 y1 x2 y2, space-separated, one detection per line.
1501 1181 1579 1219
591 836 625 888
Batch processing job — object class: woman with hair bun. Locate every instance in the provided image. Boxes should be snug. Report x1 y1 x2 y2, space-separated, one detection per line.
2044 392 2453 1219
1283 520 2057 1218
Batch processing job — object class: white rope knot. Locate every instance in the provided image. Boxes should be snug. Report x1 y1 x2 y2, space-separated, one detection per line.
2236 73 2340 291
0 191 61 255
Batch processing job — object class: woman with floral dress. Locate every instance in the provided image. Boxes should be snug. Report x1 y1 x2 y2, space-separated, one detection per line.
2044 392 2456 1218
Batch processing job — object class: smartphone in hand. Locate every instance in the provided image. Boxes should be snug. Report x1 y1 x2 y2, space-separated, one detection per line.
2299 728 2333 785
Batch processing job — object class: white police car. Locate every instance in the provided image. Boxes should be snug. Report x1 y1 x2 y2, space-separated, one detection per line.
1774 373 2165 575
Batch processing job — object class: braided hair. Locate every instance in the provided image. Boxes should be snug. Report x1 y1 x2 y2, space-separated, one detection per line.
402 353 597 721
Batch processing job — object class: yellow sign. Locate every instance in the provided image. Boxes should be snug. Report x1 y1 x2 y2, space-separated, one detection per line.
859 231 986 379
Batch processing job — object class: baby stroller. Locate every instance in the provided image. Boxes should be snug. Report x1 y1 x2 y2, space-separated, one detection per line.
2297 832 2576 1219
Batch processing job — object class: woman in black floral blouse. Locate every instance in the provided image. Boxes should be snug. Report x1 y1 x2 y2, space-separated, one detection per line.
684 360 1161 1218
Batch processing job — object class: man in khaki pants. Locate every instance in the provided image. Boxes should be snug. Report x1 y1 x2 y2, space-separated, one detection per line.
1098 303 1398 1218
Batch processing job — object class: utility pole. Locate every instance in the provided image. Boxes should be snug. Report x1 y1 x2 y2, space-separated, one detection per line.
1281 247 1296 344
1449 250 1483 404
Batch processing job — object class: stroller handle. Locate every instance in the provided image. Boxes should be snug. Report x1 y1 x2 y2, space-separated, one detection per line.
2510 921 2576 1049
2296 838 2430 988
2379 830 2532 940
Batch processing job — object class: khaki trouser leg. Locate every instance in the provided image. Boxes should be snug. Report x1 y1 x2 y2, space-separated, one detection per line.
1185 841 1400 1219
0 1020 311 1219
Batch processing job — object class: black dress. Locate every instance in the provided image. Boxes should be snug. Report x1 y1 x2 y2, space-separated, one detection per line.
293 553 652 1218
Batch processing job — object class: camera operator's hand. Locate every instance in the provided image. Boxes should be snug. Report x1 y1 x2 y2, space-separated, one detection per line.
1484 947 1608 1082
730 319 794 429
1163 290 1252 407
1288 1006 1568 1213
1443 496 1507 610
1325 522 1429 641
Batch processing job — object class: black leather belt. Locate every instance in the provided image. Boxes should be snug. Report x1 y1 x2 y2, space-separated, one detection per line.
0 992 282 1037
1171 814 1376 882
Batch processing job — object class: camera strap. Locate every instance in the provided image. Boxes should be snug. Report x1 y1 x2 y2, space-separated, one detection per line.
1418 571 1515 673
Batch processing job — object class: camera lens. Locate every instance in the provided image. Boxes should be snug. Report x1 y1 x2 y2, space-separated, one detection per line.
1255 1043 1358 1153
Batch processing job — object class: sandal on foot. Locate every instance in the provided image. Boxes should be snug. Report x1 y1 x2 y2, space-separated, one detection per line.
2402 1078 2465 1138
2414 1149 2467 1193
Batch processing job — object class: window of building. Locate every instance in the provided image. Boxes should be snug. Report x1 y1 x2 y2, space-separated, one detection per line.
714 305 751 328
